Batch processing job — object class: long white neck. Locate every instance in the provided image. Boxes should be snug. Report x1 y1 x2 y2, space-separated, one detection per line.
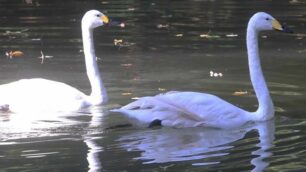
82 25 108 105
246 23 274 121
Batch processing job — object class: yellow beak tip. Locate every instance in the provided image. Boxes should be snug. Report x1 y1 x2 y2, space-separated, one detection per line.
101 15 109 24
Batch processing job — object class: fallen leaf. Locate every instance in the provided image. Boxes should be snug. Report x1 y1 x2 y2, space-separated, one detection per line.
114 39 135 48
232 91 248 96
158 88 166 91
122 92 133 96
127 8 136 11
226 33 238 37
38 50 53 64
114 39 123 45
175 33 183 37
6 50 24 59
261 35 268 39
209 70 223 77
157 24 169 29
121 63 133 67
119 23 125 28
200 33 220 39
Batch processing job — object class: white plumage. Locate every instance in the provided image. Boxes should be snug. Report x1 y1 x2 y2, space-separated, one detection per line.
112 12 292 128
0 10 109 113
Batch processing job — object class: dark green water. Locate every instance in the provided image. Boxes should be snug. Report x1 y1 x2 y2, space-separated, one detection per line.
0 0 306 171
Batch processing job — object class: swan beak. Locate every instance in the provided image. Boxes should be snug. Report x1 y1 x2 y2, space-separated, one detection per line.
272 19 293 33
101 15 109 24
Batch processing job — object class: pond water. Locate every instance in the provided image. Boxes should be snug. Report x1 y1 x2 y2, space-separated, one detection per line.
1 0 306 171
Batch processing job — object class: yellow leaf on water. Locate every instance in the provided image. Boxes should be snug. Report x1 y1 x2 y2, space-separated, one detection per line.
175 33 183 37
6 50 24 59
200 34 220 39
114 39 123 45
12 51 24 57
158 88 166 91
232 91 248 96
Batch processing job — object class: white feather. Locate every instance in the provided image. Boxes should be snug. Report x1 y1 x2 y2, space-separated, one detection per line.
112 12 289 128
0 10 109 113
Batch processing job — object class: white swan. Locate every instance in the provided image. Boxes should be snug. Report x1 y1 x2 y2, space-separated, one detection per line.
0 10 109 113
112 12 292 128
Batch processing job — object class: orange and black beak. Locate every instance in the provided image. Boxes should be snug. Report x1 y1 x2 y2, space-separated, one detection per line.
100 15 124 27
100 15 109 24
272 19 293 33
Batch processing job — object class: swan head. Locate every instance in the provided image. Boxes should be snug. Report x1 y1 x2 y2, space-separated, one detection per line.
249 12 292 33
82 10 109 29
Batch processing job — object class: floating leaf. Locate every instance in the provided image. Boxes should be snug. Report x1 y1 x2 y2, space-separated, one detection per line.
157 24 169 29
38 50 53 64
127 8 136 11
119 23 125 28
209 70 223 77
131 97 140 100
158 88 166 91
261 35 268 39
121 63 133 67
114 39 135 47
232 91 248 96
200 33 220 39
6 50 24 59
122 92 133 96
175 33 183 37
114 39 123 45
101 1 109 4
226 33 238 37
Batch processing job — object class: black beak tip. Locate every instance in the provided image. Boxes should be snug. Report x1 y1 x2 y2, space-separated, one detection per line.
107 20 125 28
282 26 293 33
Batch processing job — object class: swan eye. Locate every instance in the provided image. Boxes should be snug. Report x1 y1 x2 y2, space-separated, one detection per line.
96 14 101 17
265 17 270 21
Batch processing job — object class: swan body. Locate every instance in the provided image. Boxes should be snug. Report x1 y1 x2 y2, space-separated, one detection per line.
0 10 109 113
112 12 292 128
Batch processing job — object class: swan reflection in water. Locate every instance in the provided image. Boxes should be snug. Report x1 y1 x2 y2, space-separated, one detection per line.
0 106 109 172
0 109 275 172
117 120 275 171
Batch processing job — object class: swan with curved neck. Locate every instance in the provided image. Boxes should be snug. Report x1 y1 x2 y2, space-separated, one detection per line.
0 10 109 113
112 12 292 128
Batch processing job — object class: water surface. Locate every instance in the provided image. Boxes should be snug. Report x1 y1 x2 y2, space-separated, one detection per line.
1 0 306 171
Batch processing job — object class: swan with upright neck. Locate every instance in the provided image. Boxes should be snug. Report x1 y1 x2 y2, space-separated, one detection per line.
112 12 292 128
0 10 109 113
